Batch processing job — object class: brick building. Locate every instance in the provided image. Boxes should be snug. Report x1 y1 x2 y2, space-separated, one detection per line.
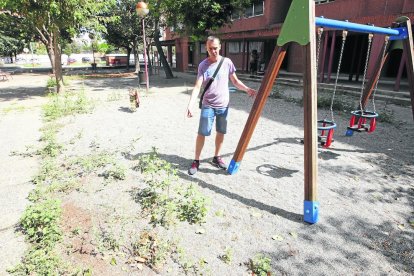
160 0 414 87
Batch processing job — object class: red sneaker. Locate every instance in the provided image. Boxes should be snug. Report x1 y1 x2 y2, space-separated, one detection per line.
188 160 200 175
212 156 227 170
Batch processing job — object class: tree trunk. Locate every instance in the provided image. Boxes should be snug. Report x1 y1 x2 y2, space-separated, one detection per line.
52 28 64 93
126 47 131 71
133 38 140 72
154 22 173 79
47 43 55 74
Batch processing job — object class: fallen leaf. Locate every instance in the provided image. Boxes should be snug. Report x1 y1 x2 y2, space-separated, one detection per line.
135 256 147 263
251 211 262 218
196 228 206 234
272 235 284 241
110 257 117 265
289 232 298 239
398 224 405 230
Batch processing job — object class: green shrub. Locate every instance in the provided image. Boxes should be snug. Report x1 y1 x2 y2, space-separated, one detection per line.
7 247 63 275
249 254 272 276
20 199 62 247
43 90 92 121
136 149 209 227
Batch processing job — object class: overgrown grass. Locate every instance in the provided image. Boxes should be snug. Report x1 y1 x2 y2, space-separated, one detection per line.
42 89 93 121
9 81 95 275
2 104 27 114
135 148 210 228
7 200 65 275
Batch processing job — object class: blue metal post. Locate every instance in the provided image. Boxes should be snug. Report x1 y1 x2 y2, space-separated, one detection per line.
304 201 319 224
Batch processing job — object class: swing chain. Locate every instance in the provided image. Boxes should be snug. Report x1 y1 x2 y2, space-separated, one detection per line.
371 36 390 113
316 27 324 72
359 33 374 112
329 30 348 122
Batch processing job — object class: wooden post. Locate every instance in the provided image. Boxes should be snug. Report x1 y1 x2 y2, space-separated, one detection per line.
227 45 287 174
302 1 319 224
326 31 336 83
394 51 406 92
398 17 414 120
360 40 390 109
228 0 319 224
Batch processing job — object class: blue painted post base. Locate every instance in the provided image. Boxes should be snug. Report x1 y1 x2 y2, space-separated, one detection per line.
345 129 354 136
227 159 240 175
304 201 319 224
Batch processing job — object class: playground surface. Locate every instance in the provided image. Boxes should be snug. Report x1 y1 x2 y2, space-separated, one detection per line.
1 71 413 275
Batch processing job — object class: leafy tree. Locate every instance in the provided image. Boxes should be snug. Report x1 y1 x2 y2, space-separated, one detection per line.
0 12 28 61
0 0 115 93
102 0 156 72
162 0 252 37
147 0 252 78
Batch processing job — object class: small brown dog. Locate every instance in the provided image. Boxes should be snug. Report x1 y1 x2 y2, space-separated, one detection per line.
129 88 140 111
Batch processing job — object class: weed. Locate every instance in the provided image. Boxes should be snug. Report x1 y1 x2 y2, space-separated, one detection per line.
20 199 62 247
378 107 394 123
43 89 92 121
102 164 127 181
269 86 284 99
177 184 210 224
9 145 36 158
47 77 57 88
317 95 354 112
71 227 81 236
97 228 120 252
214 209 225 217
32 159 61 185
107 91 124 102
131 231 172 271
7 247 64 275
248 254 272 276
220 247 233 264
71 151 114 174
136 149 209 227
69 130 83 144
2 105 26 114
149 198 178 227
38 122 64 157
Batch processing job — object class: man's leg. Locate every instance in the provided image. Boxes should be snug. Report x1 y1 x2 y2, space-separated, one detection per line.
214 132 224 157
195 134 206 160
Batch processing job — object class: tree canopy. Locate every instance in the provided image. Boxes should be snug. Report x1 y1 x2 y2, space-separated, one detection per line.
0 0 115 92
160 0 253 38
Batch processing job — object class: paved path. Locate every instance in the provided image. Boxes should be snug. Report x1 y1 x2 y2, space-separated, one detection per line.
0 73 48 273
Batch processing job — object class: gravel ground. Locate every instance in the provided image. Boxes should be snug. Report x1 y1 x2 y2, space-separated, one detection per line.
1 71 413 275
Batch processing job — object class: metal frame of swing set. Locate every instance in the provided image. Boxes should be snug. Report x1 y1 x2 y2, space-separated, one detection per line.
226 0 414 224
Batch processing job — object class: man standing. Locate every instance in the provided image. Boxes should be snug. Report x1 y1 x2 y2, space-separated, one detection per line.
186 36 256 175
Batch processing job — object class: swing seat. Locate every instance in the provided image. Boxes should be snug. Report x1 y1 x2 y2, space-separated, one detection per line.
346 110 378 136
317 119 336 148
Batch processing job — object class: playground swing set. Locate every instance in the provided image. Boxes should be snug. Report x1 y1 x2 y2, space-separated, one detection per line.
227 0 414 224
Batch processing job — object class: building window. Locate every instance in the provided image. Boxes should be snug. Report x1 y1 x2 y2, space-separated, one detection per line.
245 1 264 18
249 41 263 54
230 11 241 21
315 0 335 4
228 42 240 54
253 2 264 16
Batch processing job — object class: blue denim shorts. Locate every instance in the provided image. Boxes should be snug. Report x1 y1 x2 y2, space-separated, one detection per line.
198 106 229 136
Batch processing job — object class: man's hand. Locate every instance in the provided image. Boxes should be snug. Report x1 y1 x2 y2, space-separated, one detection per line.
246 88 257 97
187 107 194 118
